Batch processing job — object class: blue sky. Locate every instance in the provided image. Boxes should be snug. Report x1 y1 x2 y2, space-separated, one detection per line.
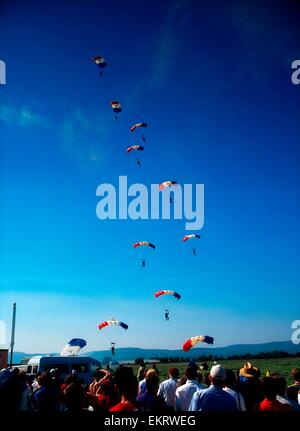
0 0 300 353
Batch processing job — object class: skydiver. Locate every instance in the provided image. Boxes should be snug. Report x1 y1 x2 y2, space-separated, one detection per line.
165 310 169 321
111 343 115 356
137 158 141 167
114 115 118 121
193 248 197 256
141 135 146 142
141 258 146 268
99 71 103 78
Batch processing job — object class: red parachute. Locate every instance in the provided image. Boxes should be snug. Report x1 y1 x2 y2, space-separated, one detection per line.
182 234 201 242
159 181 178 191
182 335 214 352
154 290 181 300
130 122 148 132
133 241 156 249
126 145 144 153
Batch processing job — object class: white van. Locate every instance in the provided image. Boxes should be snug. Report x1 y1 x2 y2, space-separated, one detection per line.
27 355 101 384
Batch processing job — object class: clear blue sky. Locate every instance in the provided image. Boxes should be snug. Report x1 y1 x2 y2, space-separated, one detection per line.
0 0 299 353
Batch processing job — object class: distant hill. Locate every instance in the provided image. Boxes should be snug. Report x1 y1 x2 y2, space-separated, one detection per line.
12 341 300 364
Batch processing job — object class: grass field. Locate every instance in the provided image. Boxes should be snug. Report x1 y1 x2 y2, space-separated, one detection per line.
131 358 299 385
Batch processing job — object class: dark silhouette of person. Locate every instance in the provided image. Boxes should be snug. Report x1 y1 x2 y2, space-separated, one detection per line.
111 343 115 356
137 158 141 167
141 259 146 267
193 248 196 256
141 135 146 142
165 310 169 321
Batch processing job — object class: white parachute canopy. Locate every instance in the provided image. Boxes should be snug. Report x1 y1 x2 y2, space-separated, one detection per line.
60 338 87 356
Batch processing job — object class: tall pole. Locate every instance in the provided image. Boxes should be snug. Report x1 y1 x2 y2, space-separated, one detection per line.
9 302 16 368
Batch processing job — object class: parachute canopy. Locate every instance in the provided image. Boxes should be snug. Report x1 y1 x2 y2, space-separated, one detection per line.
111 101 122 113
182 234 201 242
130 122 148 132
133 241 156 249
182 335 214 352
60 338 87 356
92 56 107 68
159 181 178 191
126 145 144 153
154 290 181 300
98 319 128 331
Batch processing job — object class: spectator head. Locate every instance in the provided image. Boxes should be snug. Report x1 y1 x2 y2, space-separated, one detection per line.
146 374 160 395
169 368 179 379
271 375 287 397
187 361 198 369
145 368 157 378
239 362 260 381
115 366 138 402
291 368 300 383
225 369 237 388
197 370 203 384
262 377 278 400
185 366 197 381
209 364 226 387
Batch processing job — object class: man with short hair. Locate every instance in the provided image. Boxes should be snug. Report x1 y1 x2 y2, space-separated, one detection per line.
157 368 179 410
176 367 205 411
189 365 237 411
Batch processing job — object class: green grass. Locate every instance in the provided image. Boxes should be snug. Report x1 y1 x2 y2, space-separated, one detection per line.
131 357 299 385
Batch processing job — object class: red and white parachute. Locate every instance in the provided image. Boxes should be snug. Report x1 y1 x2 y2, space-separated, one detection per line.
130 122 148 132
98 319 128 331
111 101 122 113
182 234 201 242
92 56 107 68
133 241 156 249
126 145 144 153
154 290 181 300
182 335 214 352
159 181 178 191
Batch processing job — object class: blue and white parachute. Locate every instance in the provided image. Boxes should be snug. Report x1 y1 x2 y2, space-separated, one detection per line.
60 338 87 356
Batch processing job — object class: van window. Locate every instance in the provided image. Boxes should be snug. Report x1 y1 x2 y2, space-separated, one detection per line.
90 362 101 373
32 366 38 374
71 363 89 373
27 366 32 373
44 364 70 374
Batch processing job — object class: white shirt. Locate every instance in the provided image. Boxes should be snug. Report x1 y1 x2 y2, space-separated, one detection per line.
223 387 246 411
176 380 205 411
157 378 178 407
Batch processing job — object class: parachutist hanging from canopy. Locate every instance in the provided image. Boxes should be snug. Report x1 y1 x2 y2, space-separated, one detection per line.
111 342 115 356
165 309 170 321
193 248 196 256
111 101 122 121
136 158 141 167
141 135 146 142
141 258 146 267
92 56 107 78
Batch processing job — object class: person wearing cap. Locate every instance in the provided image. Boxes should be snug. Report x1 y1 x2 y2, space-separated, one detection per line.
157 368 179 410
236 362 263 411
189 365 237 411
176 366 206 411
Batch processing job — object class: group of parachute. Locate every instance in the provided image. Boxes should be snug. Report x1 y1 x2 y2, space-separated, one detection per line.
61 331 214 357
91 54 213 356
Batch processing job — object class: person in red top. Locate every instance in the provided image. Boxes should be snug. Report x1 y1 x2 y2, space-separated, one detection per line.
109 366 138 412
259 377 292 411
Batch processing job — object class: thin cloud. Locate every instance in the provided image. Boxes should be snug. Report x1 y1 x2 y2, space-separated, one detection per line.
127 0 191 104
0 104 48 127
0 103 110 168
58 110 110 167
